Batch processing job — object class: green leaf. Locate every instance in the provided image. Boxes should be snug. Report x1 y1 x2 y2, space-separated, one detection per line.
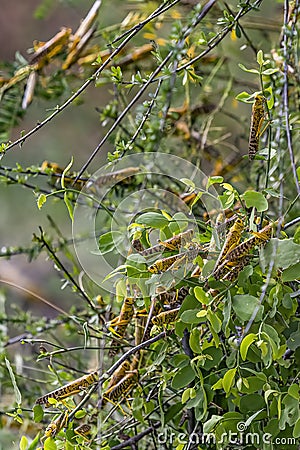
165 402 183 423
294 225 300 244
206 176 223 190
288 384 300 400
182 388 192 404
170 354 190 368
235 91 251 102
44 437 57 450
181 309 206 324
238 63 259 74
238 375 266 394
5 357 22 406
27 432 42 450
241 190 268 212
279 394 299 429
244 408 265 426
136 212 169 229
212 378 223 390
132 396 145 423
282 262 300 281
202 347 223 370
189 328 202 354
180 178 195 190
190 191 203 208
240 333 258 361
264 85 275 109
98 231 124 254
293 417 300 438
203 415 223 433
64 192 74 221
170 212 188 232
61 156 73 189
207 310 222 333
37 193 47 209
262 324 280 347
232 295 263 323
171 365 195 389
74 409 86 419
19 435 28 450
33 404 44 423
262 187 280 198
235 23 241 38
194 286 210 305
223 368 236 394
261 238 300 271
262 68 279 75
257 50 264 66
287 323 300 350
240 393 265 413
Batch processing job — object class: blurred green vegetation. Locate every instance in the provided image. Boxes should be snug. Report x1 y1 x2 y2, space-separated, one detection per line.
0 0 299 448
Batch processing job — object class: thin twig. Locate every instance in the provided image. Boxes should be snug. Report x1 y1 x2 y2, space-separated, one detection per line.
282 0 300 195
284 216 300 230
75 0 218 179
127 78 163 151
4 0 180 152
0 278 68 316
110 423 160 450
224 2 258 55
38 227 96 311
74 52 173 182
176 0 264 73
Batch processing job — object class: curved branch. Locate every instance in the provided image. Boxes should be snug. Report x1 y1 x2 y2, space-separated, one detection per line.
110 423 160 450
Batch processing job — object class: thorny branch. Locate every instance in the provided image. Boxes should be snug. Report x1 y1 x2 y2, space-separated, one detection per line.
4 0 180 152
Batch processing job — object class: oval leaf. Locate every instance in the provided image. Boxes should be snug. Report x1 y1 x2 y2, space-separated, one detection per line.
33 404 44 423
282 262 300 282
206 176 223 190
19 436 28 450
171 365 195 390
44 437 57 450
37 193 47 210
293 417 300 438
240 333 258 361
136 212 169 229
238 63 259 74
242 190 268 212
181 309 206 324
262 239 300 271
257 50 264 66
194 286 210 305
98 231 124 254
233 295 263 323
223 368 236 394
